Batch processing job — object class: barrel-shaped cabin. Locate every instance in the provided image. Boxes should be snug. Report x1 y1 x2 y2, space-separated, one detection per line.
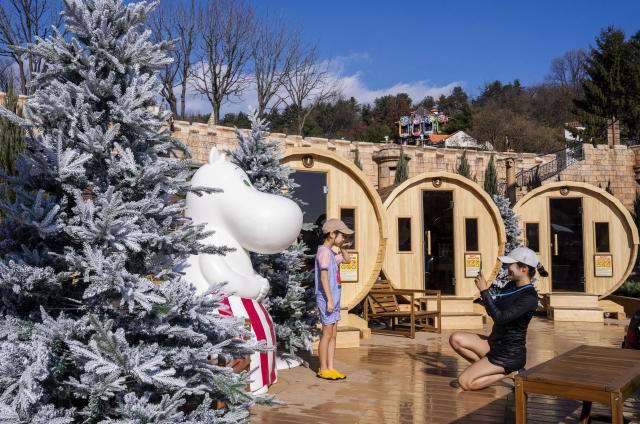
281 148 388 310
379 172 506 329
513 182 639 302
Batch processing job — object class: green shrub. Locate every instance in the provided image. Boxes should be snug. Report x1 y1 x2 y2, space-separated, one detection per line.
613 280 640 298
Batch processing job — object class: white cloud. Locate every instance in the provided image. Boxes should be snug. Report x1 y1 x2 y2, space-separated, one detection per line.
339 71 464 105
180 54 463 117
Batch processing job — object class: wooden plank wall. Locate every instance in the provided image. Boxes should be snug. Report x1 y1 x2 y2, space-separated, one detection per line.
383 173 505 297
514 182 639 298
281 149 387 310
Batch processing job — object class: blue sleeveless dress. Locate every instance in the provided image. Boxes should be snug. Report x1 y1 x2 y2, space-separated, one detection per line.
315 245 342 325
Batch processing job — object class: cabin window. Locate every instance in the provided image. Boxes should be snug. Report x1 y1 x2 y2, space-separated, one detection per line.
398 218 412 252
595 222 610 253
340 208 356 250
465 218 479 252
525 223 540 253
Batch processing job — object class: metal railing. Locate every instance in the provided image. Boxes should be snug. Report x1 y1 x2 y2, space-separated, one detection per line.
516 142 584 187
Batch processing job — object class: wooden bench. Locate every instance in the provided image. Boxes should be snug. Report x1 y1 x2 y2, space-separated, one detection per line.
515 345 640 423
364 280 441 338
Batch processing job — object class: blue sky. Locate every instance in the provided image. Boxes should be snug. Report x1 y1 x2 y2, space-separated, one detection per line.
188 0 640 115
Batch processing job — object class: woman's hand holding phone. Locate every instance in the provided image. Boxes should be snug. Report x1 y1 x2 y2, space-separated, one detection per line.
474 270 488 291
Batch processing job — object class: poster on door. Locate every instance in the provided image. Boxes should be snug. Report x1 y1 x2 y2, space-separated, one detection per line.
340 253 358 282
594 254 613 277
465 253 482 278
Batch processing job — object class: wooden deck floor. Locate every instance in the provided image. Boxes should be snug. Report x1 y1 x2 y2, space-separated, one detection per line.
251 316 640 423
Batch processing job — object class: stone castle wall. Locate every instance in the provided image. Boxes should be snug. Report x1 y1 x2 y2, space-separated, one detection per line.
171 120 640 210
1 89 635 208
545 144 638 208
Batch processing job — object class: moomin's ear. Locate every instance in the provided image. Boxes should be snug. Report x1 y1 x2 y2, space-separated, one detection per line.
208 147 221 164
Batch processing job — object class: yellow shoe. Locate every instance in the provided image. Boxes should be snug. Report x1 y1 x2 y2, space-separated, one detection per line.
331 369 346 379
316 370 339 380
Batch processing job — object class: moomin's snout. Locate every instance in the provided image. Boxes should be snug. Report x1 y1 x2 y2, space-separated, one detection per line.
225 189 303 254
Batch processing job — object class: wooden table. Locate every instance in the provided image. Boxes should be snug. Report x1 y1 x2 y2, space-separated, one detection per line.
515 345 640 423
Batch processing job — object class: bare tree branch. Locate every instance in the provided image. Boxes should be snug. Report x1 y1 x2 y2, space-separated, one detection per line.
0 57 19 92
190 0 254 125
277 41 344 135
545 47 587 95
150 0 201 120
251 9 301 118
0 0 62 95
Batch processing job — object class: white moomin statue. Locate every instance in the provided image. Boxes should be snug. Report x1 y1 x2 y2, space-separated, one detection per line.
176 147 303 394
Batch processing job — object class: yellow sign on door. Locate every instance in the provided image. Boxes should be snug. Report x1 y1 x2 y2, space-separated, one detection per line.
465 253 482 278
340 253 358 282
594 254 613 277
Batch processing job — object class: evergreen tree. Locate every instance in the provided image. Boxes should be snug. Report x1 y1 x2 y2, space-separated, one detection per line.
605 179 614 195
361 104 373 126
525 166 542 191
442 103 474 134
491 195 524 292
394 144 409 184
483 154 499 197
354 144 363 171
571 26 640 144
0 80 24 178
456 150 476 181
0 1 272 422
226 108 319 355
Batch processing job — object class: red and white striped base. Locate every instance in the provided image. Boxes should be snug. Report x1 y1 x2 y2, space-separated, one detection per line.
217 296 277 393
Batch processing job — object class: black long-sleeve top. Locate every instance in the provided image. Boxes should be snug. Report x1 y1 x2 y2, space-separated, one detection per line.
480 281 538 357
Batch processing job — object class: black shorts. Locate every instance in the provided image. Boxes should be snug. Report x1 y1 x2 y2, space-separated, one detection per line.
486 350 526 374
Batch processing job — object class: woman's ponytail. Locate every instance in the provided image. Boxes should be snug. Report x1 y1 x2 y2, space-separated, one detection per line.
537 263 549 278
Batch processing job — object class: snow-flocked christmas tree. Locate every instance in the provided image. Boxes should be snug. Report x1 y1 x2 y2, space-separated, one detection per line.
0 1 272 422
491 194 524 292
226 108 319 355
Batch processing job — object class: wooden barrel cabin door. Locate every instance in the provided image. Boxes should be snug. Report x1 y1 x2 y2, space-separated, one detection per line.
294 170 327 266
549 198 585 292
422 190 455 295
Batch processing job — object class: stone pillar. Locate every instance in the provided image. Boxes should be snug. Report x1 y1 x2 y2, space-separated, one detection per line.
505 158 516 206
372 144 411 189
607 118 620 146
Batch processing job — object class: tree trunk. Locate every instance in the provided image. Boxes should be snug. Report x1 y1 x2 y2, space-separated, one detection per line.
296 109 304 136
162 74 178 118
212 102 221 125
167 95 178 119
18 59 27 95
180 82 188 120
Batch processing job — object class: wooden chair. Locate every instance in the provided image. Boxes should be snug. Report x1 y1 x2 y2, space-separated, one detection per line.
364 280 441 338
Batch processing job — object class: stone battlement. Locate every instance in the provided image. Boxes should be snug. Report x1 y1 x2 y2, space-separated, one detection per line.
171 120 640 210
0 90 634 210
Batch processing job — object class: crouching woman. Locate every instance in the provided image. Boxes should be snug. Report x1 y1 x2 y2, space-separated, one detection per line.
449 247 548 391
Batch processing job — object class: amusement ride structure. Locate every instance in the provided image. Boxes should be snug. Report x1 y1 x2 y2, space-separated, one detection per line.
397 108 450 145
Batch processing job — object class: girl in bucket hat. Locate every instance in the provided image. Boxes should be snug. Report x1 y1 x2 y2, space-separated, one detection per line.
449 247 548 391
315 218 353 381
